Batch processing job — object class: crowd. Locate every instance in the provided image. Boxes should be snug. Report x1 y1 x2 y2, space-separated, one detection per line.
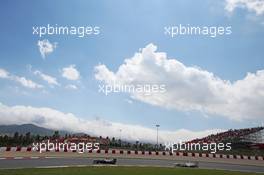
190 127 264 143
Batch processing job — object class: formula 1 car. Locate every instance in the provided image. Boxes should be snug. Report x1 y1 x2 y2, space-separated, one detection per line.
93 158 117 164
173 161 199 168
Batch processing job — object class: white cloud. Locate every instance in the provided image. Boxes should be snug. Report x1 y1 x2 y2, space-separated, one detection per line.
95 43 264 122
0 102 222 143
62 65 80 80
225 0 264 15
37 39 57 59
0 68 43 89
13 76 43 89
0 68 9 78
125 99 133 104
34 70 60 86
65 84 78 90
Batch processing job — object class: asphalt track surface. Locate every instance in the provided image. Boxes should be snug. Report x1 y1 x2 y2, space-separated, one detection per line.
1 157 264 173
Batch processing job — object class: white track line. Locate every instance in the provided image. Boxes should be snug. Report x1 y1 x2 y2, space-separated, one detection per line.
36 165 70 169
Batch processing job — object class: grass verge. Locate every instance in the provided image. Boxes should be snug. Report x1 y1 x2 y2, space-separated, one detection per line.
0 166 263 175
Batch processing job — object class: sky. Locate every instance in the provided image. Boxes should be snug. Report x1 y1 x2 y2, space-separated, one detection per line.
0 0 264 143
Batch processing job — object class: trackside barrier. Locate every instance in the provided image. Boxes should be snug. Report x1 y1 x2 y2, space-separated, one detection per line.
0 147 263 161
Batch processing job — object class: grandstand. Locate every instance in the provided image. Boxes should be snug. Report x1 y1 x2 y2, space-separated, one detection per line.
190 127 264 149
242 128 264 143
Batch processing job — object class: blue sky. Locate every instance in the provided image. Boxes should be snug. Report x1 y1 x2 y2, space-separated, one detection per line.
0 0 264 142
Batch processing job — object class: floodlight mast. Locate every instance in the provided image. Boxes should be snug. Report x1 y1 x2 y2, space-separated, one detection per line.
156 124 160 149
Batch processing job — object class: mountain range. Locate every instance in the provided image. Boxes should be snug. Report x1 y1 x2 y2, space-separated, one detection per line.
0 124 68 136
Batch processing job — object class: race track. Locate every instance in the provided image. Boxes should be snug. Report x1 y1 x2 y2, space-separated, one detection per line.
1 157 264 173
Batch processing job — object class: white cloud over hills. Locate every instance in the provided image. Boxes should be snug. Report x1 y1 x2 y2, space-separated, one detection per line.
95 43 264 122
0 102 222 143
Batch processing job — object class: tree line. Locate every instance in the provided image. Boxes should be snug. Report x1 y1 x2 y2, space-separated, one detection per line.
0 131 162 151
